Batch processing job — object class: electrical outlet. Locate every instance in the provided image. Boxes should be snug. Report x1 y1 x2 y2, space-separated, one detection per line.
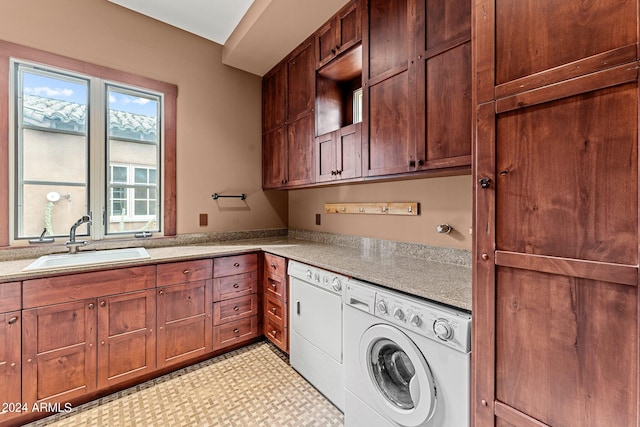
316 213 321 226
199 213 208 227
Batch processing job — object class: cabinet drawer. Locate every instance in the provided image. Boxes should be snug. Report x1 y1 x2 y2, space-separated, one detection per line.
213 294 258 325
157 259 212 286
0 281 21 313
23 266 156 309
264 295 287 327
213 271 258 302
265 274 287 302
214 254 258 277
264 253 286 279
265 316 288 353
214 315 258 349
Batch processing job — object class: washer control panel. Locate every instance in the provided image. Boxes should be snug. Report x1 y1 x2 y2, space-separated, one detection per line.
374 290 471 353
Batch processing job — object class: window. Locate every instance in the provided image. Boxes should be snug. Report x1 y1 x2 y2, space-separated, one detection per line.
8 54 174 243
353 87 363 124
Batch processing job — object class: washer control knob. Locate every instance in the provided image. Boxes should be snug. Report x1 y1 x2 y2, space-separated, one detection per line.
409 313 422 327
332 277 342 292
393 307 405 321
433 318 454 341
306 270 313 279
376 300 388 315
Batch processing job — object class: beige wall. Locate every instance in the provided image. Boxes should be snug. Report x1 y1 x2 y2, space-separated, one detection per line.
289 175 473 250
0 0 288 236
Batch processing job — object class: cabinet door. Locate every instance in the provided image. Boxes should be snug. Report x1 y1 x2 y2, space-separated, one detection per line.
22 300 97 407
315 131 337 182
495 0 637 85
364 72 411 176
316 20 337 69
0 311 21 423
363 0 413 177
336 122 362 179
157 280 213 369
414 0 471 171
286 114 315 187
287 41 315 121
97 290 156 388
262 126 287 189
262 62 286 133
336 0 361 53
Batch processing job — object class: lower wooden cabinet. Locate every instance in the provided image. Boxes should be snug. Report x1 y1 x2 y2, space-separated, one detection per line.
21 266 156 411
156 259 213 369
0 281 22 423
263 253 288 353
213 254 260 350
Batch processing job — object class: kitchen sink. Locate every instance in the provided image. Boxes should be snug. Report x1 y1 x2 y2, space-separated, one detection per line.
23 247 151 271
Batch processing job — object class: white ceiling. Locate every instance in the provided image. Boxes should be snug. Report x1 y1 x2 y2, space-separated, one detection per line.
107 0 349 76
107 0 254 45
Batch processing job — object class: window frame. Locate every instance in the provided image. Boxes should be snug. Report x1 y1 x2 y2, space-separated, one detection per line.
0 40 177 246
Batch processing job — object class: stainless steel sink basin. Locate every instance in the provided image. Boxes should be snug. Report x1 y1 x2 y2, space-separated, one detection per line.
23 247 151 271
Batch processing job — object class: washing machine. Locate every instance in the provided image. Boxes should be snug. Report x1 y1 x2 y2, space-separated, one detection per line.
344 279 471 427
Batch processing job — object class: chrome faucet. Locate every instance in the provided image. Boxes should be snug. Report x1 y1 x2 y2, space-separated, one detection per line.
65 215 92 254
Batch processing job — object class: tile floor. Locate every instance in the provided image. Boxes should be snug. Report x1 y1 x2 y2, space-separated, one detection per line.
24 341 344 427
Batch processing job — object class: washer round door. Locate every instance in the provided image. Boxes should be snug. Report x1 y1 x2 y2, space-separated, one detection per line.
360 324 437 427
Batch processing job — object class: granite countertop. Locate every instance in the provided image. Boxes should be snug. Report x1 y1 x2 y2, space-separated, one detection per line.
0 237 472 312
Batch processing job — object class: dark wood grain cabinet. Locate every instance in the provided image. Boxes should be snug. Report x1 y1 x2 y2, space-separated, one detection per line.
473 0 639 426
21 267 156 409
263 253 288 353
362 0 413 177
362 0 471 178
0 282 21 424
213 254 259 350
316 123 362 182
156 259 213 369
262 40 315 189
316 0 361 69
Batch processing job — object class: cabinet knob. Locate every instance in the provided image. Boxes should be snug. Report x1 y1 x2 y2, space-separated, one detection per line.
270 263 276 268
418 159 424 166
100 300 106 307
481 253 489 260
234 305 240 311
233 328 240 334
183 269 191 275
233 283 240 289
271 283 277 288
159 290 164 296
271 330 277 337
8 316 18 325
234 262 240 267
479 177 492 189
331 48 336 54
88 303 95 309
409 160 416 167
271 307 277 314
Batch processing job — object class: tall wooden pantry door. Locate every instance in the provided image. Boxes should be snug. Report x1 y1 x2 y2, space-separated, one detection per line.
472 0 639 426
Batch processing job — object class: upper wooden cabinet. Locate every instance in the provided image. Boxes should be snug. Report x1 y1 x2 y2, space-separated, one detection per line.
262 39 316 190
287 40 315 122
316 123 362 182
362 0 414 177
316 0 362 69
362 0 471 178
414 0 471 171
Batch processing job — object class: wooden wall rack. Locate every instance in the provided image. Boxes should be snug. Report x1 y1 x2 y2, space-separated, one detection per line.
324 202 418 216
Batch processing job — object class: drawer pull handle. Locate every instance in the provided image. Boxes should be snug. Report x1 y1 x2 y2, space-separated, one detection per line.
271 283 277 288
8 316 18 325
233 262 240 267
100 300 106 307
271 330 277 337
270 263 276 268
233 283 240 288
88 303 95 309
234 306 239 311
271 307 277 314
233 328 240 334
183 269 190 275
